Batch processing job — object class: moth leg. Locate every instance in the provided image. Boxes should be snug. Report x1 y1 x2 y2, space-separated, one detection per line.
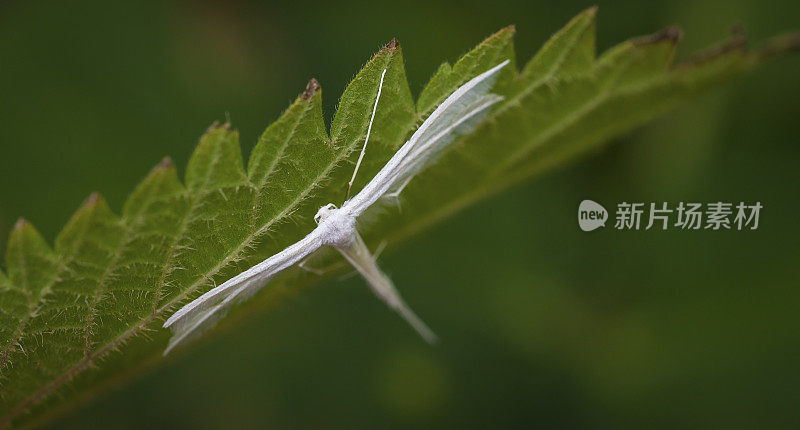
372 239 387 260
383 176 413 213
386 194 403 214
387 175 413 198
298 257 328 276
336 269 359 282
299 249 357 280
338 240 385 282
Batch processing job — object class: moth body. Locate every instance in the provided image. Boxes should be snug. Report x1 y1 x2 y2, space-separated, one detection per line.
314 203 357 248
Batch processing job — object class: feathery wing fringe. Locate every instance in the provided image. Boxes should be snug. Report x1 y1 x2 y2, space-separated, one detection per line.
163 231 324 354
344 60 509 216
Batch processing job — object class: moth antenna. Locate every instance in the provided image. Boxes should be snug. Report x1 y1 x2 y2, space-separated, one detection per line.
346 68 387 201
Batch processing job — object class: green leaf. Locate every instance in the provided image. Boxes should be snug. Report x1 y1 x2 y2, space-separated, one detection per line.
1 8 797 427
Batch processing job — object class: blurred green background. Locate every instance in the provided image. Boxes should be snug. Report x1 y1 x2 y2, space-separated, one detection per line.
1 0 799 428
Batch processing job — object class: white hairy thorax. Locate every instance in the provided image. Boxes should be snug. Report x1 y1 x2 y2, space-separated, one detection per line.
314 204 357 248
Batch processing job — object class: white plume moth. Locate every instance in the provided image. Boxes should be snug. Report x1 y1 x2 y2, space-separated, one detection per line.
163 59 510 354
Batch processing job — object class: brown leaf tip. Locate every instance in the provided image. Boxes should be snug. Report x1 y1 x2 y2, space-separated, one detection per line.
485 25 516 42
383 37 400 50
731 23 746 40
86 192 102 205
754 30 800 60
13 217 28 232
636 26 682 46
205 120 221 134
158 156 173 170
302 78 321 100
661 26 682 43
204 120 232 135
678 26 749 68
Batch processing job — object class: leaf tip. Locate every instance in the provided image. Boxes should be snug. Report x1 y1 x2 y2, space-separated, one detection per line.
490 25 516 39
677 25 749 68
635 26 683 46
157 156 174 170
731 23 746 40
754 30 800 60
383 37 400 51
85 192 103 206
12 217 28 232
204 120 231 136
302 78 321 100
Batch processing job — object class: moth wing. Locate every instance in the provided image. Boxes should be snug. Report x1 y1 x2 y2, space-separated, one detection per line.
343 60 509 217
163 230 324 354
384 92 504 196
335 232 438 344
406 60 509 153
163 279 255 355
